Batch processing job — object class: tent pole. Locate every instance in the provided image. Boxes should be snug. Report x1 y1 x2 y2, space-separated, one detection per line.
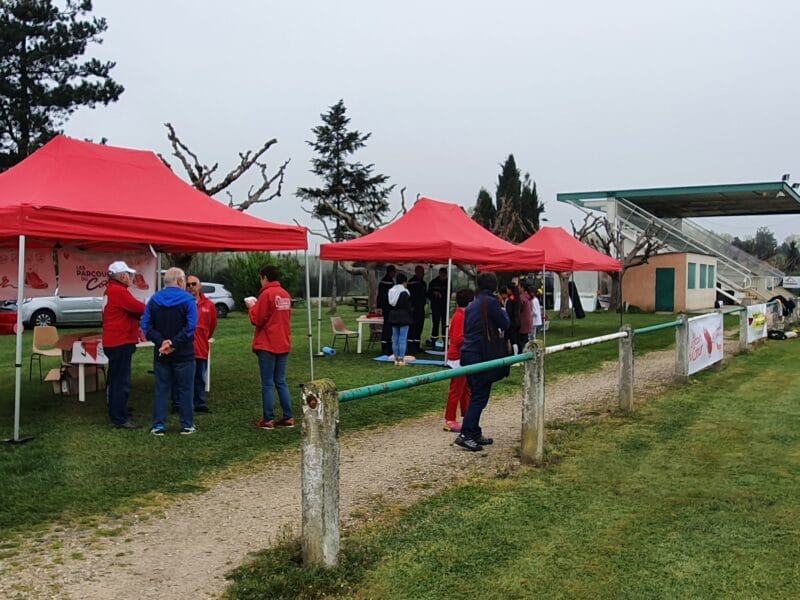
571 271 575 337
541 266 546 350
316 252 323 356
442 259 452 365
305 251 314 380
6 235 32 444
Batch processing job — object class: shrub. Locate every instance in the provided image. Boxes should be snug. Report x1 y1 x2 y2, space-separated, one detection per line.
226 252 303 305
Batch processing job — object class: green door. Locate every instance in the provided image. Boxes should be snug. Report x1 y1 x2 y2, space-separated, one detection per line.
655 268 675 312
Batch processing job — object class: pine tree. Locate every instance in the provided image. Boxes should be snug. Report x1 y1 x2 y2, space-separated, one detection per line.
472 188 495 230
0 0 124 170
495 154 521 214
491 154 544 243
297 99 394 311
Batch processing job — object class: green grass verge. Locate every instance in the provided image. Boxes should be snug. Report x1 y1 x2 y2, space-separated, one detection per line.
0 307 693 540
225 340 800 600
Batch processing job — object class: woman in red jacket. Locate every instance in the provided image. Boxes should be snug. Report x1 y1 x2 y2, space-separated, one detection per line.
245 265 293 430
443 288 475 432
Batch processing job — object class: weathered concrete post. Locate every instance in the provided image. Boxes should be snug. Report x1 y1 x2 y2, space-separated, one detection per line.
738 308 749 354
520 342 545 465
301 379 340 568
674 314 689 384
618 326 634 413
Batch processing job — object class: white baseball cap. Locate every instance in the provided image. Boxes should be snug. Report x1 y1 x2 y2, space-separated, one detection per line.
108 260 136 275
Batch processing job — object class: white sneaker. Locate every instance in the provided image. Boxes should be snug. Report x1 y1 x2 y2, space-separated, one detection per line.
179 426 197 435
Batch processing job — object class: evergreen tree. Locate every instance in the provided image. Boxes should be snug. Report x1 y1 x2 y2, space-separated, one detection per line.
297 99 394 311
491 154 544 243
472 187 495 230
0 0 124 170
495 154 521 214
297 99 394 242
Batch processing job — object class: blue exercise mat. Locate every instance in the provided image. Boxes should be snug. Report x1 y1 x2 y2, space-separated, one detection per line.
373 355 445 366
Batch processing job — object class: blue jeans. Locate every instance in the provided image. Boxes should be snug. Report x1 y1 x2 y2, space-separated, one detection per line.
105 344 135 426
257 351 292 421
193 358 208 409
153 359 195 430
392 325 409 359
460 351 493 440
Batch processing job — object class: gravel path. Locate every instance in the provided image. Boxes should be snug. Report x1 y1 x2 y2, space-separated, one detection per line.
0 348 685 599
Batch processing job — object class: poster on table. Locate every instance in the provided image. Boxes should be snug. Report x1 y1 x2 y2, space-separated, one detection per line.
0 248 58 301
57 249 156 303
746 303 768 344
687 313 724 375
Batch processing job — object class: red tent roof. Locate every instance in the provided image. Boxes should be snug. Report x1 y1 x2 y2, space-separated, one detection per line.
0 136 307 252
482 226 621 272
320 197 545 270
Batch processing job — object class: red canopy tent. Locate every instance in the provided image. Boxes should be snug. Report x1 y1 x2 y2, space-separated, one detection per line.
319 197 545 361
320 197 544 268
0 136 308 442
0 136 307 251
481 226 621 273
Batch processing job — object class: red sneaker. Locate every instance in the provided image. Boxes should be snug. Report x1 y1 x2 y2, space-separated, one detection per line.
133 273 150 290
443 419 461 432
255 418 275 430
25 271 49 289
276 417 295 428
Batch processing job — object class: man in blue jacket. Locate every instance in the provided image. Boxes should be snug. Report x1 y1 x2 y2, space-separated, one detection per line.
141 267 198 436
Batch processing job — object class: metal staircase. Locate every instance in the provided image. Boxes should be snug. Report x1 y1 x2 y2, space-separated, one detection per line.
614 198 784 304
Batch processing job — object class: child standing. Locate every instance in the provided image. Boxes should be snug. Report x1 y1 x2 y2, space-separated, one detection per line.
387 273 412 365
443 288 475 432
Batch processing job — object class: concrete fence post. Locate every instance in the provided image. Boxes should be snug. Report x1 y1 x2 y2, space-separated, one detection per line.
618 325 634 413
301 379 340 568
674 314 689 384
738 308 749 354
520 342 545 466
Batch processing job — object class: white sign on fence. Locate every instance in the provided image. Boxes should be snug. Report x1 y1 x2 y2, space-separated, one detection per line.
57 249 156 302
746 303 768 344
687 313 724 375
782 275 800 288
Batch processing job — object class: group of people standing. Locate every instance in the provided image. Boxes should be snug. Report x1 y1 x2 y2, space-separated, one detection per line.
444 273 544 452
103 262 217 435
376 265 450 361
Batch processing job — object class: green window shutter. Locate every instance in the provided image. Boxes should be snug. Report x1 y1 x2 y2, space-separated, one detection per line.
699 264 707 289
708 265 715 288
688 262 696 289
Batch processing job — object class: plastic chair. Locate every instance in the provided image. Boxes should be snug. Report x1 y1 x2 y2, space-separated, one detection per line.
30 325 62 382
330 316 358 352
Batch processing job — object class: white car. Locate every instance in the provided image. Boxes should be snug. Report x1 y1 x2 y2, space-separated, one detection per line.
201 282 235 318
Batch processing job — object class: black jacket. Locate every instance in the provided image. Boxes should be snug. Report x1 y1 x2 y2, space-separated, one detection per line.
387 288 413 326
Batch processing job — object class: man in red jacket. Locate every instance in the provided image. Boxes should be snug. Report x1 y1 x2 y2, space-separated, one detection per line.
103 261 146 429
186 275 217 413
245 265 293 430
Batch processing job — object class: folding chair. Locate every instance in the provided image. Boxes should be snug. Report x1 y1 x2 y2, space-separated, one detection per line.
330 316 358 352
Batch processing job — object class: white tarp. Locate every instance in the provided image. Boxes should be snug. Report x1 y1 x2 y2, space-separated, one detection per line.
0 248 57 300
687 312 724 375
746 303 768 344
57 249 156 302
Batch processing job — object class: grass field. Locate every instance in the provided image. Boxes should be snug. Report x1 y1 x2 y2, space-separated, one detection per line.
0 307 694 542
225 340 800 600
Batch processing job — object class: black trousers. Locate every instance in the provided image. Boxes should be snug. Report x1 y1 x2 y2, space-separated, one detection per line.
407 306 425 352
430 301 446 340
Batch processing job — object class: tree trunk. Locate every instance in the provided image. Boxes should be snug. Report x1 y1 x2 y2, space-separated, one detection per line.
329 261 338 314
558 272 572 319
365 263 378 311
609 272 623 312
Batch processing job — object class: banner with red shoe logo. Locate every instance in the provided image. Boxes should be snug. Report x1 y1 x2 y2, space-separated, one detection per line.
57 249 156 302
0 249 57 300
687 312 724 375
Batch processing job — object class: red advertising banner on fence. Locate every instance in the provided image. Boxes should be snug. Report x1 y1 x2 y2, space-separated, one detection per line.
0 249 57 301
57 249 156 302
687 313 724 375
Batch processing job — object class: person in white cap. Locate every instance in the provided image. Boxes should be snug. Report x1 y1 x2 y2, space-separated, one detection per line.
103 261 146 429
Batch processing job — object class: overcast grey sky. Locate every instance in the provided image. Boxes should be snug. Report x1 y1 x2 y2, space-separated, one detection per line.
66 0 800 249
